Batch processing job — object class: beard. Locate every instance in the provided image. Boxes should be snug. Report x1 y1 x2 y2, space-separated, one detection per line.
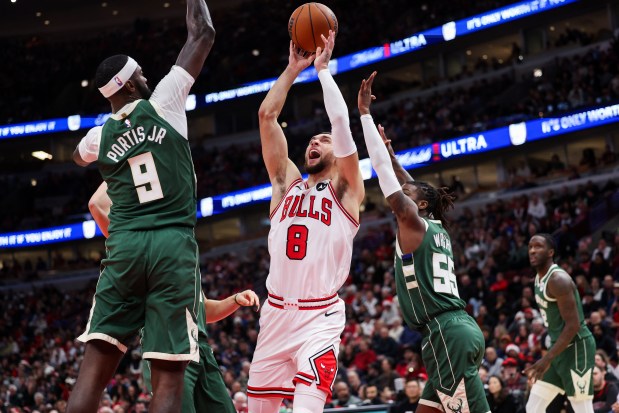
304 158 327 175
135 81 152 100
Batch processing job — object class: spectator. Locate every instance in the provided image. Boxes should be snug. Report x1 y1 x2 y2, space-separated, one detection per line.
486 375 523 413
232 392 248 413
478 365 490 385
373 327 400 360
380 300 401 327
361 384 383 405
353 339 378 374
592 365 619 413
589 253 612 280
595 350 619 382
483 347 504 377
389 379 421 413
375 358 401 392
592 326 617 361
328 381 362 408
501 358 527 398
527 193 547 220
592 238 613 261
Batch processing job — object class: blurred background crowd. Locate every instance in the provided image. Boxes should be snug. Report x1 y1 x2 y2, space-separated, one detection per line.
1 0 619 412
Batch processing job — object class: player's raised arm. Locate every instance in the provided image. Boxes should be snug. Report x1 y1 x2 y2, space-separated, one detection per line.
358 72 425 252
175 0 215 80
314 31 364 208
258 42 313 211
377 124 414 185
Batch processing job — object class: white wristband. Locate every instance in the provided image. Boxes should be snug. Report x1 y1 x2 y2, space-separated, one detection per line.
360 114 401 198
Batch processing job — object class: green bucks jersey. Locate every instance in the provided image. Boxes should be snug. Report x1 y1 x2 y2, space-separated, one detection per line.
395 219 465 330
97 100 197 232
534 264 591 345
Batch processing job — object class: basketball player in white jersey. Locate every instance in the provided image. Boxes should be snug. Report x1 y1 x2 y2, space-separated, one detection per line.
247 31 364 413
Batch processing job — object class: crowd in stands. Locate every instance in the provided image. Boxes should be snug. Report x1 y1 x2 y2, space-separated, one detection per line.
2 36 619 233
0 0 526 125
2 176 618 412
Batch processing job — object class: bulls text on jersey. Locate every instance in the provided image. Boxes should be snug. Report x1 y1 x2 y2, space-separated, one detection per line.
279 194 332 226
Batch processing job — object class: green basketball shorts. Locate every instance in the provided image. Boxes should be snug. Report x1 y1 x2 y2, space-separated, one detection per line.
143 339 235 413
533 335 595 401
419 310 490 413
78 226 201 362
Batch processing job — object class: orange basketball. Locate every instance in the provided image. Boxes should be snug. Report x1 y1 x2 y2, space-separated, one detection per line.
288 3 338 54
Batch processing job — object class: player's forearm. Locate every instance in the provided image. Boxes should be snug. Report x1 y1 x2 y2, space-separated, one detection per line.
318 69 356 157
204 295 240 323
258 67 299 120
88 182 111 238
544 323 580 361
360 114 401 198
390 152 414 185
186 0 215 42
90 206 110 238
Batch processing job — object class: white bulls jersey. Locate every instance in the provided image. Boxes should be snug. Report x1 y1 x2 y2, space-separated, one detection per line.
267 178 359 299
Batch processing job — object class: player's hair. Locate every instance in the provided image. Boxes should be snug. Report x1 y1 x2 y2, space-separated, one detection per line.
94 55 131 89
536 233 556 252
409 181 455 229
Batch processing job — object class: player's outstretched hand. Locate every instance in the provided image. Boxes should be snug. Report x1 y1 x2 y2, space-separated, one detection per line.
523 357 551 384
235 290 260 312
357 71 377 116
378 124 396 157
314 30 335 72
288 41 315 73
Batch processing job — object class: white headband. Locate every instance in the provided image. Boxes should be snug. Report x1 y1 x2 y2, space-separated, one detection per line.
98 57 138 98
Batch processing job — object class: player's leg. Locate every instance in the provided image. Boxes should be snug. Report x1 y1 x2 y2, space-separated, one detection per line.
193 342 236 413
564 336 595 413
66 340 124 413
149 359 187 413
292 382 327 413
143 227 201 413
420 312 490 413
69 231 146 413
417 378 444 413
293 300 345 411
181 350 200 413
527 381 562 412
569 400 594 413
248 397 284 413
526 364 563 413
248 302 296 411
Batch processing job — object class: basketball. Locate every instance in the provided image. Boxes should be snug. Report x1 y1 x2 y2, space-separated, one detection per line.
288 3 338 54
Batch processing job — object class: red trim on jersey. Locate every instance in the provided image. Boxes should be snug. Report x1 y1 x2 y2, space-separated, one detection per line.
327 182 359 227
296 371 316 381
269 178 303 220
268 301 285 309
293 377 311 386
298 292 338 303
247 386 295 400
268 300 335 310
267 292 284 301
